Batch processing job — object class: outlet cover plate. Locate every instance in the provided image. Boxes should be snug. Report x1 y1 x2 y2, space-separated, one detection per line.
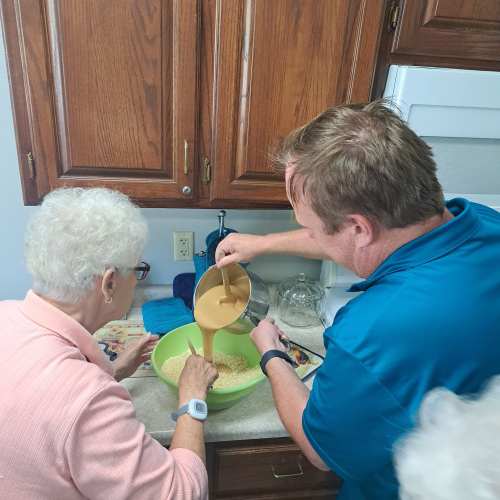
173 231 194 261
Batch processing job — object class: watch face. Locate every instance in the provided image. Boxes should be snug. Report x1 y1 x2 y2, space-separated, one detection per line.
188 399 207 420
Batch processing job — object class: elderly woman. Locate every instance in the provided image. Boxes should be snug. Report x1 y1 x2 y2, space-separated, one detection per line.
0 188 217 499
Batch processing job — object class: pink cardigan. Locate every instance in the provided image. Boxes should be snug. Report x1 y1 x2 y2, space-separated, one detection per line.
0 291 208 499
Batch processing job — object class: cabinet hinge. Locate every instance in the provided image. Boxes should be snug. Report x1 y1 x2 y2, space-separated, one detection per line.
388 2 400 31
26 151 36 179
202 157 211 184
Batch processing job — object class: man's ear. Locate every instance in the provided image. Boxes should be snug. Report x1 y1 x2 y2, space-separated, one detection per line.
285 162 300 208
101 268 117 302
346 214 377 249
285 166 294 206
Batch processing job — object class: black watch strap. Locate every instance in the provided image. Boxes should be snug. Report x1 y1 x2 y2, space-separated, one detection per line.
260 349 297 376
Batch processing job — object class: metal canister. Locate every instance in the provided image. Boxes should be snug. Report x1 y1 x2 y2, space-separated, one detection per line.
193 263 269 334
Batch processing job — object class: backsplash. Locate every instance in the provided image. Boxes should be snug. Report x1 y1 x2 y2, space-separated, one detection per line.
140 208 321 287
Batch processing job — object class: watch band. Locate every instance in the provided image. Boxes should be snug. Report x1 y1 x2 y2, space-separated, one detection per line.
260 349 297 376
171 403 189 422
171 398 208 422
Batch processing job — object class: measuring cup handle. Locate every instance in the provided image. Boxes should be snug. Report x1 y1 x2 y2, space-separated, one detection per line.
246 312 261 326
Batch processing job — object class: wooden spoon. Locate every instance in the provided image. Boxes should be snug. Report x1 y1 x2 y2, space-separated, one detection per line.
219 267 236 304
187 339 197 355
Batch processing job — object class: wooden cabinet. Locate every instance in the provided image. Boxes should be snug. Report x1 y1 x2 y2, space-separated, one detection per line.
5 1 500 207
1 0 386 208
1 0 199 205
207 0 385 206
394 0 500 62
373 0 500 97
5 1 500 206
206 438 341 499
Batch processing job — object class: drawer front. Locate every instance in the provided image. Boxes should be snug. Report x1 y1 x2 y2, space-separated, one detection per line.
211 440 341 497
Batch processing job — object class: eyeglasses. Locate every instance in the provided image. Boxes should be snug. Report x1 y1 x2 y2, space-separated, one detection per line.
133 261 150 281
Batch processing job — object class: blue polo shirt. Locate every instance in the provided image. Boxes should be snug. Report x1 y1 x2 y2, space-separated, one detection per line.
303 198 500 499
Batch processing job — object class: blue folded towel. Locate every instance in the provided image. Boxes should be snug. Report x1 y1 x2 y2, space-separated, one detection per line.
141 297 194 335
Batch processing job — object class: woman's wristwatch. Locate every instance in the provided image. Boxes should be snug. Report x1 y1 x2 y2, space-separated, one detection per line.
260 350 297 376
171 399 208 422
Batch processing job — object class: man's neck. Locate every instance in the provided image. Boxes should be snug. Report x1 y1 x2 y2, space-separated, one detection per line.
356 209 454 278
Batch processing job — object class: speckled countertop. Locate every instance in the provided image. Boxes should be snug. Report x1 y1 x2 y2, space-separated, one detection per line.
121 286 355 446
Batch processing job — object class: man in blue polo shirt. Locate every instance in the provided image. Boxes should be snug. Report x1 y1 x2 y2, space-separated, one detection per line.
215 101 500 499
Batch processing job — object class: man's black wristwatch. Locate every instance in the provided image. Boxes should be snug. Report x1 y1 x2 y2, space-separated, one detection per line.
260 349 297 376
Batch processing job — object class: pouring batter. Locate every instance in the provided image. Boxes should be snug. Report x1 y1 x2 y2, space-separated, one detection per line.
193 273 249 362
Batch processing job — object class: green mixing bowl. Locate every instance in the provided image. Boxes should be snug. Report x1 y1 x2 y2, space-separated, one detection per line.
151 322 266 410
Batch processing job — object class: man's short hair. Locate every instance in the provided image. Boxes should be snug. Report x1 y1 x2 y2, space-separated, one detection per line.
276 100 445 233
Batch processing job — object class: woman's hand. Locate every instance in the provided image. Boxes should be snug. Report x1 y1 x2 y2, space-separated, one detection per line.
250 319 288 355
113 334 159 382
178 355 219 404
215 233 268 268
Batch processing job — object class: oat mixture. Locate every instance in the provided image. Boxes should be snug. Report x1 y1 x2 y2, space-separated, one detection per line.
161 350 262 389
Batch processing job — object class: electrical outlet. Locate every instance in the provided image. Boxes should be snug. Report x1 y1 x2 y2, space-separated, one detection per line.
173 231 194 261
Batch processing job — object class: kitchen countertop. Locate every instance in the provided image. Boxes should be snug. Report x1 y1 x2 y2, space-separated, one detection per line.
121 286 356 446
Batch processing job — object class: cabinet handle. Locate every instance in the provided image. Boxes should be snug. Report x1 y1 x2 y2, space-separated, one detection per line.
26 151 35 179
202 157 211 184
184 140 189 175
271 462 304 479
388 1 400 31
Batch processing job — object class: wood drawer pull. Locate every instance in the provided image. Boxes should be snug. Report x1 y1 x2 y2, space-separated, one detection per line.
271 462 304 479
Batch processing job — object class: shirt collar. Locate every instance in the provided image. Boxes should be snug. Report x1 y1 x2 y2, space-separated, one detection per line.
19 290 113 376
349 198 480 292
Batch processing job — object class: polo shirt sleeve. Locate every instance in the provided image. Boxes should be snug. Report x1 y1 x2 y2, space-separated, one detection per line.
64 380 208 500
302 340 411 481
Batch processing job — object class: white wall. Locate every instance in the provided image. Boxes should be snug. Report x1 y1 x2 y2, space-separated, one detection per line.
0 35 320 300
0 35 38 300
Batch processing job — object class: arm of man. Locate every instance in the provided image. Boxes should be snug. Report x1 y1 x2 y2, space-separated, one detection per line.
253 319 413 483
251 320 328 471
216 229 329 267
266 357 329 470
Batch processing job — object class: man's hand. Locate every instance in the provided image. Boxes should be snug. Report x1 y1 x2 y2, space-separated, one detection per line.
250 319 289 355
113 334 159 382
215 233 268 268
178 355 219 405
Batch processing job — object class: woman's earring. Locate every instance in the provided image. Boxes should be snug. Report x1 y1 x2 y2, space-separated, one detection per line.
105 296 113 304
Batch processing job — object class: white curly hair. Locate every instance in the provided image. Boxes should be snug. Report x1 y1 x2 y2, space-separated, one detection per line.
395 376 500 500
25 187 148 303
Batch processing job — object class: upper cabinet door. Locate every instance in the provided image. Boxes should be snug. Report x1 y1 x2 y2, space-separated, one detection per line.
393 0 500 62
2 0 198 205
209 0 385 205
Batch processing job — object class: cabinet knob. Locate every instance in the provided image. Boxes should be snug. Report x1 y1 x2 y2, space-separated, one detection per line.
182 185 192 196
